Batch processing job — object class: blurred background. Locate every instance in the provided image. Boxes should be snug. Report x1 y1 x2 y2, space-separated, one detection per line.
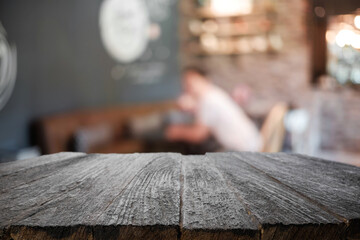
0 0 359 166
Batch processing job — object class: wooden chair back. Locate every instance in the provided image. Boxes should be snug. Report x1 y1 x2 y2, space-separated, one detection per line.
260 102 288 152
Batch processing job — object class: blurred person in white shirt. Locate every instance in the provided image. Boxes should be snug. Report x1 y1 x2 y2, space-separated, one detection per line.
165 66 262 152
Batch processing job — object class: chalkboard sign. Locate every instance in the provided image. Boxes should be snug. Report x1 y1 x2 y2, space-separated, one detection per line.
0 0 180 150
99 0 180 92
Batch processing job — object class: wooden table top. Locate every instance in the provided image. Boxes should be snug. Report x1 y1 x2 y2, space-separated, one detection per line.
0 152 359 240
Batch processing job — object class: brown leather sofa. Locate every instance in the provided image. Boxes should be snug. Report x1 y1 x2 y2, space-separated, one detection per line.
34 101 176 154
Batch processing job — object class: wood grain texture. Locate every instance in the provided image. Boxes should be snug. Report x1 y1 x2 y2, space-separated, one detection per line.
181 155 259 240
1 152 360 240
0 152 181 240
0 152 85 177
0 152 87 194
207 153 349 239
234 152 360 219
233 152 360 240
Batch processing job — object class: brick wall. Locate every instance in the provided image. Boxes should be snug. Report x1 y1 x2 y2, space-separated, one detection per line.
180 0 360 153
181 0 312 116
316 90 360 152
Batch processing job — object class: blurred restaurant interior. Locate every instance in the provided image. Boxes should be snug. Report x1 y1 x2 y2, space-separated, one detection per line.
0 0 360 166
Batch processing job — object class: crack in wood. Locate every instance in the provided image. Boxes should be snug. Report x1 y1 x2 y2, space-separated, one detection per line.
178 156 184 240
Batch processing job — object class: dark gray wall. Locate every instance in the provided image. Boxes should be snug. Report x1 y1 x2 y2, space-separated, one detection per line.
0 0 180 150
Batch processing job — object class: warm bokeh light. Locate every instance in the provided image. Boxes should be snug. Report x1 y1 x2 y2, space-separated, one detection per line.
327 14 360 88
354 15 360 29
327 15 360 50
200 33 218 51
211 0 253 16
352 33 360 49
335 29 355 48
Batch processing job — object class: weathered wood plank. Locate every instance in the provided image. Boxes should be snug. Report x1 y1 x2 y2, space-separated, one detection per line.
1 152 360 240
233 152 360 239
181 155 259 240
0 153 88 193
0 153 110 226
206 153 349 240
0 153 181 240
0 152 85 176
2 225 177 240
233 152 360 219
94 153 181 226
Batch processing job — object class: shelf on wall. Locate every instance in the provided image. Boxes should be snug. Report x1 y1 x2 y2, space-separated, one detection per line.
180 0 281 57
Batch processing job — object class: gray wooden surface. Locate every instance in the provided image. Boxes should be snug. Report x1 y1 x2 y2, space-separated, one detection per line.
0 152 359 240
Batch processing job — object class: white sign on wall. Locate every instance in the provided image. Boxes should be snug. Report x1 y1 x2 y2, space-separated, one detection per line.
99 0 149 63
0 23 17 112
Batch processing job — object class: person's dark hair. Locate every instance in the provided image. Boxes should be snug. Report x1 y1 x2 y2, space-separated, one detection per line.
182 65 208 77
